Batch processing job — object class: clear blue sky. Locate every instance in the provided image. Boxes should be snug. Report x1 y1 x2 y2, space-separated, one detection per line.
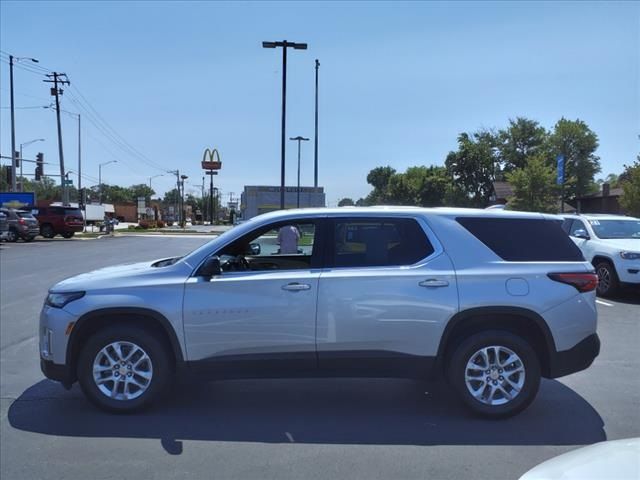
1 1 638 205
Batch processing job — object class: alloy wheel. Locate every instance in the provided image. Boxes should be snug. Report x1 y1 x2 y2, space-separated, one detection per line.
464 345 526 406
92 341 153 401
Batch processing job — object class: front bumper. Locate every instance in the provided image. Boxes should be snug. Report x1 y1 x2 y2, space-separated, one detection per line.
547 333 600 378
40 359 74 388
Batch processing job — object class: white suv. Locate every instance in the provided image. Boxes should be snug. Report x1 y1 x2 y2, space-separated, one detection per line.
40 207 600 418
561 214 640 297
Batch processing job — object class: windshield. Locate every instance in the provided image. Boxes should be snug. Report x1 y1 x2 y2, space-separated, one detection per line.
589 219 640 239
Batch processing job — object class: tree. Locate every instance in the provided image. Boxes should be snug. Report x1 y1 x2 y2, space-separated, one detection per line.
365 166 396 204
619 159 640 217
505 156 558 213
497 117 548 173
445 130 498 207
355 198 367 206
386 166 449 207
162 188 181 207
129 184 155 202
548 118 601 203
338 197 355 207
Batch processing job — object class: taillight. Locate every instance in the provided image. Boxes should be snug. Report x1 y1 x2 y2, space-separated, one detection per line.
18 218 26 225
548 272 598 293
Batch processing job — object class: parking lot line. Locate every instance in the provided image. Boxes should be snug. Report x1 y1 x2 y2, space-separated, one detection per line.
596 299 615 307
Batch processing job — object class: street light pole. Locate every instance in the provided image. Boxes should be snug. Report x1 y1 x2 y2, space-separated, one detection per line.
289 136 309 208
9 54 39 192
180 174 188 228
148 174 163 191
262 40 308 210
314 59 320 188
98 160 117 203
19 138 45 191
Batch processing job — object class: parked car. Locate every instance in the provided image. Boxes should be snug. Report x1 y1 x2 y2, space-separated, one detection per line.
561 214 640 296
40 207 600 416
0 207 39 242
519 437 640 480
0 210 9 241
34 205 84 239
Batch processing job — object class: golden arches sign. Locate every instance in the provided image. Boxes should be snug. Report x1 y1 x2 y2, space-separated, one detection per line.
202 148 222 170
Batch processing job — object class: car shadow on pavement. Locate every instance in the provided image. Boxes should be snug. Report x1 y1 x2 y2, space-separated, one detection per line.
608 289 640 305
9 377 605 453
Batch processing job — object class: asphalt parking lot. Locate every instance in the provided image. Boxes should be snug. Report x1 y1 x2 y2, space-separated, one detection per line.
1 236 638 480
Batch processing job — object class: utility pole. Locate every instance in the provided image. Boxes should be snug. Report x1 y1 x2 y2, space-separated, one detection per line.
44 72 71 204
262 40 308 209
314 59 320 188
9 54 39 191
290 136 309 208
98 160 117 203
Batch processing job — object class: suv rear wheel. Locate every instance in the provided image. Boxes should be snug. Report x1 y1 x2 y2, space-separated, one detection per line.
595 260 619 297
40 224 55 238
77 325 172 412
7 228 18 242
61 231 75 239
449 330 541 418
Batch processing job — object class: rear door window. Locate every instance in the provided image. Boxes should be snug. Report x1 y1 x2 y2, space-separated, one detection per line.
328 217 434 268
457 217 584 262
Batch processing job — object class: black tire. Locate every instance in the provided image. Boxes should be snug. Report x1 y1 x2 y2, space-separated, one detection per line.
41 224 55 238
23 235 35 242
61 232 74 239
77 325 173 413
595 260 619 297
7 228 18 243
448 330 541 419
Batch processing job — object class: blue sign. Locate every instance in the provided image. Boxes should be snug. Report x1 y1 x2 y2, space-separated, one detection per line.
556 154 565 185
0 191 36 209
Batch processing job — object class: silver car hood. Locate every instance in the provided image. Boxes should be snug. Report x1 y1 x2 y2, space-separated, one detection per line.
50 258 189 292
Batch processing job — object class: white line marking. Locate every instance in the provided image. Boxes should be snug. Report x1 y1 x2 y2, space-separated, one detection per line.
596 299 614 307
285 432 295 443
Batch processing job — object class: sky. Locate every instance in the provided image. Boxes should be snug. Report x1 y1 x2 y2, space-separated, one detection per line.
1 1 638 206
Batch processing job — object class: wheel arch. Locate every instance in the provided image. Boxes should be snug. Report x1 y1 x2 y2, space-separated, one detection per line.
436 306 557 378
66 307 184 382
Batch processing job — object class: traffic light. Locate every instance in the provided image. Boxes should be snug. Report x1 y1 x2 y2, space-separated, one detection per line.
5 166 12 184
35 153 44 181
14 151 20 169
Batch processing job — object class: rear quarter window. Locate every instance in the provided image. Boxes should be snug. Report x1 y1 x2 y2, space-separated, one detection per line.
457 217 585 262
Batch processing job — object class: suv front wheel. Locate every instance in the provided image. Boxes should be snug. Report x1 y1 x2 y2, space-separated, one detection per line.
77 325 172 412
595 260 619 297
449 330 541 418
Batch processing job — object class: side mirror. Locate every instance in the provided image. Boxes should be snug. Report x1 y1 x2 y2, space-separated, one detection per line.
573 229 590 240
198 256 221 278
249 242 261 255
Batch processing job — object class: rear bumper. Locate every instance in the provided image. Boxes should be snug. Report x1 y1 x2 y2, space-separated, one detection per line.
547 333 600 378
40 359 74 387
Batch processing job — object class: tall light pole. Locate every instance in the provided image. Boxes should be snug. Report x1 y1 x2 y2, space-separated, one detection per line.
98 160 117 203
148 174 163 191
314 59 320 188
180 174 188 228
19 138 45 191
289 136 309 208
9 54 39 191
262 40 308 210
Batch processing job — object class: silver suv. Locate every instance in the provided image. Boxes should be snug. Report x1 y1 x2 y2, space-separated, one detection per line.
40 207 600 418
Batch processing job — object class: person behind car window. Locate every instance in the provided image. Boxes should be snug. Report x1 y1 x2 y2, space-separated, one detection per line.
278 225 300 254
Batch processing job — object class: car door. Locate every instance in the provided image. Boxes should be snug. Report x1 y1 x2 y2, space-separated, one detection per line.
316 215 458 377
183 217 324 374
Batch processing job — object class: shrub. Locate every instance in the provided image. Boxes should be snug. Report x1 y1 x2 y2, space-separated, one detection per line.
156 220 165 228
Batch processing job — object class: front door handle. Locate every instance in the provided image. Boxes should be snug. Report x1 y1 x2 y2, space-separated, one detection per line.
419 279 449 288
282 282 311 292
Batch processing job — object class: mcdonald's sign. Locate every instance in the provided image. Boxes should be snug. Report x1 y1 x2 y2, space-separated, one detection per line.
202 148 222 170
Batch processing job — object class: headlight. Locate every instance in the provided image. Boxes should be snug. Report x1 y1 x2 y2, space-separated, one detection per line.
45 291 85 308
620 251 640 260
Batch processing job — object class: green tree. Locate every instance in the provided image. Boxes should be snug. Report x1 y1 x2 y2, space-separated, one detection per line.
129 184 155 202
386 166 449 207
338 197 355 207
505 156 558 213
548 118 601 203
365 166 396 204
497 117 548 173
355 198 367 206
619 160 640 217
445 130 498 207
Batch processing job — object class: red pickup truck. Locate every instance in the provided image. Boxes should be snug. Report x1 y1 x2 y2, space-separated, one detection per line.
35 206 84 239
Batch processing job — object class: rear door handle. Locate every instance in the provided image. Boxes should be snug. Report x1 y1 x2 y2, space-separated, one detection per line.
282 283 311 292
419 279 449 288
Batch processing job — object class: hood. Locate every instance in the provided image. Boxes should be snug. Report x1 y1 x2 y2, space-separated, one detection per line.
519 438 640 480
594 238 640 251
50 257 187 292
